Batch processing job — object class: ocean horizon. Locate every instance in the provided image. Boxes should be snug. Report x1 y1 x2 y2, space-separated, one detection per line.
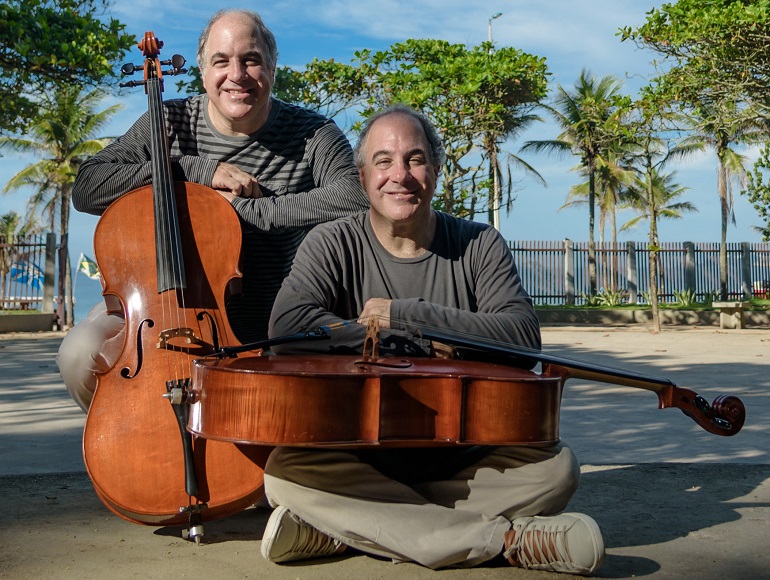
72 276 104 324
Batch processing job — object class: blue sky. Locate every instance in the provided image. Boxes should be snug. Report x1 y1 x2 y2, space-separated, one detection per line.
0 0 765 270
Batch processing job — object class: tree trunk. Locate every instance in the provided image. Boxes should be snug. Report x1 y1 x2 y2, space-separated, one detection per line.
718 160 729 300
588 169 597 295
611 206 618 293
442 166 454 215
647 166 661 333
487 140 501 230
59 186 74 328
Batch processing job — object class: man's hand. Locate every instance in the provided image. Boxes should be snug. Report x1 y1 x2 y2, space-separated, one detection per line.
212 162 262 201
357 298 392 329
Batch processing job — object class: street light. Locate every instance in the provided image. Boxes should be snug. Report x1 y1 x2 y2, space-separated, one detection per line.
488 12 503 44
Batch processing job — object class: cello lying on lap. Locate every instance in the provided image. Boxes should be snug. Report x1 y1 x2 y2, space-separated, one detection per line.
187 321 745 448
82 32 268 536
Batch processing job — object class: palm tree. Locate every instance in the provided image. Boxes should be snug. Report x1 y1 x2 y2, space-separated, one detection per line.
621 169 698 232
522 69 624 294
562 144 638 241
679 101 763 299
0 85 121 327
561 147 637 291
621 168 698 304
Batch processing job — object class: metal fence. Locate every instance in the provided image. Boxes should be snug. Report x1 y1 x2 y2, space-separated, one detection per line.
3 235 769 313
510 240 770 305
0 234 56 312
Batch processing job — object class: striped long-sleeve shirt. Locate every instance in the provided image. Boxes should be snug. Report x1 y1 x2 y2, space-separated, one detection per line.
73 95 369 343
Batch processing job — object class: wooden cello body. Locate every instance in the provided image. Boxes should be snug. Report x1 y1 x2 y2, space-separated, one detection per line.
190 354 563 447
82 33 267 527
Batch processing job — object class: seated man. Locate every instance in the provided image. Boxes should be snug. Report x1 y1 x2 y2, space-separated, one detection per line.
263 104 604 575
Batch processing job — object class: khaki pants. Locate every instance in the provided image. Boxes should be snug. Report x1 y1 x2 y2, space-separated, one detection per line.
264 442 579 569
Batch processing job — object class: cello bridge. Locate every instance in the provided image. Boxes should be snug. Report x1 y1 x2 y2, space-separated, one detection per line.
157 327 203 350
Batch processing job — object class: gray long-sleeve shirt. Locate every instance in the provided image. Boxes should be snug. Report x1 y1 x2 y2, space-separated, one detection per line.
269 210 541 355
73 95 369 342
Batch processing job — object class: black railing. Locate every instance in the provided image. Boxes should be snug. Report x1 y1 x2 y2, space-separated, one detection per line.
509 240 770 305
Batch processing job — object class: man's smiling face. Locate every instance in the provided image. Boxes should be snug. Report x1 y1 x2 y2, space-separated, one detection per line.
201 13 275 136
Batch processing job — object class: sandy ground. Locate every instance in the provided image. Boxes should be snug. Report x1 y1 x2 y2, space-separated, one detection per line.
0 325 768 579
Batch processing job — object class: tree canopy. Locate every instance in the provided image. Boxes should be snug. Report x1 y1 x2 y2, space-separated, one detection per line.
620 0 770 111
303 39 549 217
0 0 134 133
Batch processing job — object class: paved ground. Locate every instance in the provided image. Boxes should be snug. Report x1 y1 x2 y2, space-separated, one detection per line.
0 325 768 579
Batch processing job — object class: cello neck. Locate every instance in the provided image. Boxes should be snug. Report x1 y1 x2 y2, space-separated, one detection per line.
138 32 186 293
419 328 675 393
418 327 744 436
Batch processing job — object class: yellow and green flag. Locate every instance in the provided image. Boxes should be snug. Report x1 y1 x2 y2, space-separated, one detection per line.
77 253 100 280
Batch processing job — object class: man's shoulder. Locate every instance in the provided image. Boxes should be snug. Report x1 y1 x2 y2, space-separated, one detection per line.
435 211 493 236
162 95 205 126
271 98 331 129
310 211 367 238
433 212 504 257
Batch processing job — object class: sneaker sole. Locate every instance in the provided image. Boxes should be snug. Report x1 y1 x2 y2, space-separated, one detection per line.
260 505 291 561
563 512 605 574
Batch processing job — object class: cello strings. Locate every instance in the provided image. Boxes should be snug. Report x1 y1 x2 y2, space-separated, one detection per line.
147 70 189 387
316 314 677 386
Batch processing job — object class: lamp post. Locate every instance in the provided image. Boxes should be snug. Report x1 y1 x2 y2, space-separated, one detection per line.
488 12 502 44
488 12 503 230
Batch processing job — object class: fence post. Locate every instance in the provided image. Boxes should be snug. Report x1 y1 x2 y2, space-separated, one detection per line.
627 241 637 304
564 239 575 305
741 242 753 300
43 233 56 314
684 241 696 295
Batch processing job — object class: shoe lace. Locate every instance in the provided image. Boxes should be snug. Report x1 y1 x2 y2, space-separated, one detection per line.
504 520 572 571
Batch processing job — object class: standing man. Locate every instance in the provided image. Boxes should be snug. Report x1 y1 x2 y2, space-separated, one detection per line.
57 9 368 411
263 104 604 575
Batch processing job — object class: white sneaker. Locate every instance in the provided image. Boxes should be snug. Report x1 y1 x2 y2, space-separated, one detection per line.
503 512 605 576
261 505 346 563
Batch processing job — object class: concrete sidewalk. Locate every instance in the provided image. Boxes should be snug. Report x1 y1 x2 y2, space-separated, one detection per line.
0 326 768 579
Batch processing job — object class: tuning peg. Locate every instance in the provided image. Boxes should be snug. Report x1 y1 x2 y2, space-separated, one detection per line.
160 55 186 69
119 79 146 88
120 62 142 76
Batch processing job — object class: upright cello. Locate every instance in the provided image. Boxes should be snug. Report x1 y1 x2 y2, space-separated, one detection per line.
82 32 267 535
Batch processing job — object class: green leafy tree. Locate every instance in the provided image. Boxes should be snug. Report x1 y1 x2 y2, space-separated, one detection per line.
562 144 637 292
0 211 22 238
522 70 625 294
621 0 770 242
0 0 134 133
0 86 121 326
744 144 770 241
621 0 770 112
563 145 637 244
353 39 548 218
